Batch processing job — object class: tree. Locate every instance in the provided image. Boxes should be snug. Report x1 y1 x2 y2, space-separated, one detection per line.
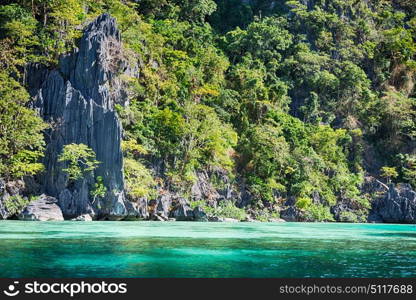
90 176 107 204
58 144 99 181
375 91 415 151
124 158 156 200
396 154 416 188
243 123 290 180
178 0 217 23
0 3 39 69
380 166 398 184
180 103 237 173
0 72 47 179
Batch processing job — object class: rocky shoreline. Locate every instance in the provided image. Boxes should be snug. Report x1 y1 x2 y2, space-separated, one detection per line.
0 14 414 225
1 175 415 223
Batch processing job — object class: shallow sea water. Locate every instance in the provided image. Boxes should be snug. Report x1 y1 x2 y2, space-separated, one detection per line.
0 221 415 278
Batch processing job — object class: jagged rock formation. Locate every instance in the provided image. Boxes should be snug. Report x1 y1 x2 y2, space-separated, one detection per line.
27 14 137 220
280 206 303 222
146 169 252 221
369 182 416 224
0 179 26 219
0 179 11 219
16 46 256 222
170 199 194 221
18 195 64 221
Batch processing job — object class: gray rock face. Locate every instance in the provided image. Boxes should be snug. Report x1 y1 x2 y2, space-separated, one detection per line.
331 201 356 221
170 199 194 221
0 179 8 219
362 176 389 195
154 194 173 220
370 183 416 224
124 198 149 220
191 171 221 204
0 179 26 219
280 206 303 222
28 14 135 219
18 195 64 221
193 206 208 222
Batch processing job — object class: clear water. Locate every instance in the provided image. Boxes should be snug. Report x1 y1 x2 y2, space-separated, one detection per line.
0 221 415 278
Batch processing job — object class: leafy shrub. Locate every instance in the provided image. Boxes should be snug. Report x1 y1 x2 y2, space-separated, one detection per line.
252 208 280 222
305 204 334 222
339 211 359 223
189 200 215 215
4 195 28 216
90 176 107 203
58 144 99 181
0 72 47 180
380 166 398 184
190 200 246 221
214 201 247 221
124 158 156 200
295 197 312 210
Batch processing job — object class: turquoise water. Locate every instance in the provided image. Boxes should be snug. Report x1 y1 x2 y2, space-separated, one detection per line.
0 221 415 278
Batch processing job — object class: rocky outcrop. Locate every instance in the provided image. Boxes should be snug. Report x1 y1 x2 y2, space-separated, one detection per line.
191 171 221 205
370 183 416 224
209 216 239 222
124 198 149 220
0 179 27 219
190 169 253 208
151 194 172 220
27 14 137 220
72 214 93 221
18 195 64 221
280 206 303 222
170 199 194 221
0 179 8 219
193 206 208 221
145 169 253 221
361 176 389 195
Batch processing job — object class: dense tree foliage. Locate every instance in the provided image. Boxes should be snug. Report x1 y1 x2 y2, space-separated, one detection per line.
0 72 47 180
0 0 415 221
58 144 99 181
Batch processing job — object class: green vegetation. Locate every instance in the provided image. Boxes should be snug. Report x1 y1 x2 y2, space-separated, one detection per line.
90 176 107 204
380 166 399 184
3 195 28 216
0 0 415 221
58 144 99 181
0 72 47 180
214 201 247 221
124 158 156 200
190 200 247 221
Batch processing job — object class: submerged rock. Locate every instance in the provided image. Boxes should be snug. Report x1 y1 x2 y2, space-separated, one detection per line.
18 195 64 221
27 14 136 219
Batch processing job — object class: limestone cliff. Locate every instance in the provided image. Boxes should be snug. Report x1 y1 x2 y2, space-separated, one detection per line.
27 14 136 220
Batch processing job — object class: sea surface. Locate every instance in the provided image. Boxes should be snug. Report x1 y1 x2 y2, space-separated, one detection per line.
0 221 415 278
